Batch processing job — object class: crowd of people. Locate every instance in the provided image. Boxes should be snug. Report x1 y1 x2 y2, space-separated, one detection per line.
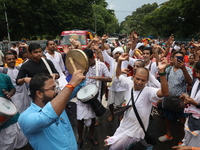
0 32 200 150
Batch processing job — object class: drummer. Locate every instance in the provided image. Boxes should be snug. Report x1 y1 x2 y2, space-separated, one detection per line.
76 48 112 148
0 73 30 149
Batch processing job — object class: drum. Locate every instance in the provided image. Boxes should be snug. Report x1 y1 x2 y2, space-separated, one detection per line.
65 49 89 75
77 84 106 117
0 97 17 126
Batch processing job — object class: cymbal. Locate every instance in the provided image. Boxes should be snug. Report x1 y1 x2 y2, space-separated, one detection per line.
65 49 89 75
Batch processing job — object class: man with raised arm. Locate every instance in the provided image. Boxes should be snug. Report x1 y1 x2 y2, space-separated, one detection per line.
104 53 169 150
18 71 85 150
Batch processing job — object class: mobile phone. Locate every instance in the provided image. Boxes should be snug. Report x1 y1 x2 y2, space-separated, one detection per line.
177 56 183 61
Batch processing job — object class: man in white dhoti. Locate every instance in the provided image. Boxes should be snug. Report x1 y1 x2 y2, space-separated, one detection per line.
172 61 200 149
104 53 169 150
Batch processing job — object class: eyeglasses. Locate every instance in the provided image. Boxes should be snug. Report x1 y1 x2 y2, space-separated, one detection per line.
41 87 59 93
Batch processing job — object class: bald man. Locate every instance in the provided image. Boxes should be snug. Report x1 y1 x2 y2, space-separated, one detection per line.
104 53 169 150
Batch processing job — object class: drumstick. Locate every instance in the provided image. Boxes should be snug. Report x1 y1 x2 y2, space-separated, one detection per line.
69 57 77 71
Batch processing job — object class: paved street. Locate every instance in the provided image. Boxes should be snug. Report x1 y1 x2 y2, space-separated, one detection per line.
66 97 181 150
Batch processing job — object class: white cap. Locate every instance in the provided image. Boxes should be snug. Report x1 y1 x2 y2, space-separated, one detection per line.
112 47 124 55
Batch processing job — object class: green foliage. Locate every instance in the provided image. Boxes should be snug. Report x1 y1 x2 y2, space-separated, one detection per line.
120 0 200 38
120 3 158 37
0 0 119 40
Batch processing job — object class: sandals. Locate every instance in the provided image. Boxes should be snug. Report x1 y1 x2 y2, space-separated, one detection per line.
87 136 99 146
158 134 173 142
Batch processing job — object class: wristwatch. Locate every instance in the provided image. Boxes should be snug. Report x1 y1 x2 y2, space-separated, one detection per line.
196 103 200 108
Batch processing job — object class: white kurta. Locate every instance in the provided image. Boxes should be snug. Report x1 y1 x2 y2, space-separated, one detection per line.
7 67 32 113
46 51 68 90
107 75 160 145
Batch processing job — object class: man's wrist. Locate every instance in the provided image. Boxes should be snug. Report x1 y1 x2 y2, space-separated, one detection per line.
66 84 75 90
158 69 165 73
158 72 166 76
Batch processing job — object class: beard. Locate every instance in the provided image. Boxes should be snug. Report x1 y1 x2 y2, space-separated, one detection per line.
42 93 57 105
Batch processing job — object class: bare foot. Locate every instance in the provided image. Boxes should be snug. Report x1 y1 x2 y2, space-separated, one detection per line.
95 121 99 126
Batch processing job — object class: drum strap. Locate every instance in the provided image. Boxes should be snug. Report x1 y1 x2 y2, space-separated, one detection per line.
41 58 60 91
95 58 99 87
41 58 53 74
3 67 8 74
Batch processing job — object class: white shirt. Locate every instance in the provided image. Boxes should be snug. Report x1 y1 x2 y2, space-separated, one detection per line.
7 67 31 113
85 60 111 100
0 50 4 66
46 51 68 89
45 51 65 77
115 75 160 138
145 61 158 77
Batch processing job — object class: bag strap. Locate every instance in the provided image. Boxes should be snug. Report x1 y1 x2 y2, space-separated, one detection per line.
95 58 99 87
41 57 53 75
131 88 146 134
149 62 153 71
166 66 172 81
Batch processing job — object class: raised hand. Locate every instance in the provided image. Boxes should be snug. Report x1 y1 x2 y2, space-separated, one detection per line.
118 53 129 61
63 45 70 54
158 57 168 71
176 59 185 69
166 34 174 46
102 34 108 40
121 68 130 74
131 31 138 39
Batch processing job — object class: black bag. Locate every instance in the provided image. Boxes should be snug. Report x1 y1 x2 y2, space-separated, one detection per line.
131 89 157 145
144 133 157 145
162 96 185 112
114 105 131 116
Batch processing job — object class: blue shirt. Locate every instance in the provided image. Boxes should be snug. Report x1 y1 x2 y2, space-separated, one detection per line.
18 102 78 150
166 66 192 96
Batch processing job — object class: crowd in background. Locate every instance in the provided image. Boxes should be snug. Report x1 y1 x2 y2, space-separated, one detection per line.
0 32 200 150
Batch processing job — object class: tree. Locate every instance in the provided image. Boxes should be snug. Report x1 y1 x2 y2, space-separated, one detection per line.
0 0 118 40
120 3 158 37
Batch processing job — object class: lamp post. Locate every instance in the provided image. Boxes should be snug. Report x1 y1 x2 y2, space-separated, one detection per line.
4 3 11 45
93 1 97 33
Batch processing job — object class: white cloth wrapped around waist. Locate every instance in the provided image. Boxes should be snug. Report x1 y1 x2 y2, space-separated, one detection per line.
185 79 200 119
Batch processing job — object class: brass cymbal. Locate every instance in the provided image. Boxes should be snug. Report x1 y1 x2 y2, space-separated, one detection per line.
65 49 89 75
